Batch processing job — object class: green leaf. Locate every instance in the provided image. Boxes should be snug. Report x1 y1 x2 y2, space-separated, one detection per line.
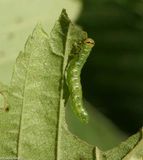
0 9 143 160
0 10 94 160
103 129 143 160
123 129 143 160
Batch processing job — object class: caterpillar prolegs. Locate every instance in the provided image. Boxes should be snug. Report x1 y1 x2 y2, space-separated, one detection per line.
66 38 95 123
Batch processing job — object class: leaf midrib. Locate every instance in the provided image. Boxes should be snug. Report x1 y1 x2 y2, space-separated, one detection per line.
56 24 71 159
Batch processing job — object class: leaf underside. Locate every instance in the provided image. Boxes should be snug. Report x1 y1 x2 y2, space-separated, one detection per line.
0 9 143 160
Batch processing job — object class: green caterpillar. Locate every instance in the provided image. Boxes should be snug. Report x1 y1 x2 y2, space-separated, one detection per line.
66 38 95 123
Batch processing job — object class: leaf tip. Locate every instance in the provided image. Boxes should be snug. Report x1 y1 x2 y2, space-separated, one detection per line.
59 8 71 23
61 8 68 17
32 23 48 38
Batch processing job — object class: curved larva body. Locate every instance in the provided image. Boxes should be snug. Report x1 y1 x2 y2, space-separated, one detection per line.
66 38 95 123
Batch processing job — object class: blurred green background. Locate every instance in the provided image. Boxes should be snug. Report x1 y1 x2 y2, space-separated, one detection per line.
0 0 143 150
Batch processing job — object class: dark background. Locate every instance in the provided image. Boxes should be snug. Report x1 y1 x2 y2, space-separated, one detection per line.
77 0 143 134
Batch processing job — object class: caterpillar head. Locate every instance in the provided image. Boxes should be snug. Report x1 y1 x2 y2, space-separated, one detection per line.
84 38 95 48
